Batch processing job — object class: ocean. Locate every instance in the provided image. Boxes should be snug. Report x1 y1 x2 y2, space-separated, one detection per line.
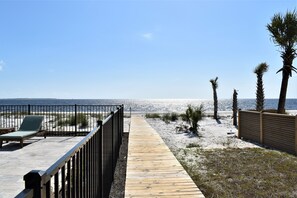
0 98 297 113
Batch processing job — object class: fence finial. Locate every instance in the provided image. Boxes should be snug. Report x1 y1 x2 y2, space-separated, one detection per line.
97 120 103 127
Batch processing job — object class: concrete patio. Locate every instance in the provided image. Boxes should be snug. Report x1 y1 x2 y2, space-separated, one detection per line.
0 136 84 198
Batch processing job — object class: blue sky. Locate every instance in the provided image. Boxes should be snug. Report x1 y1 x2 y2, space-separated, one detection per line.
0 0 296 99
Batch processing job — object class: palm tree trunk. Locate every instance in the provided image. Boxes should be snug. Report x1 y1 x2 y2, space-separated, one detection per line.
213 89 218 119
277 54 293 114
277 72 289 114
233 89 238 126
256 74 264 111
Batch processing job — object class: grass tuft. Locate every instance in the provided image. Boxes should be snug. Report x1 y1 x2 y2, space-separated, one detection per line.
145 113 161 119
162 113 179 123
57 113 88 128
186 143 201 148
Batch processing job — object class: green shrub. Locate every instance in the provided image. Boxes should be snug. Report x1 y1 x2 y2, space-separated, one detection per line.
145 113 161 119
170 112 179 121
68 115 76 126
77 113 88 128
181 105 204 132
54 114 62 121
162 113 171 123
186 143 201 148
162 112 179 123
90 113 103 121
55 114 88 128
57 119 68 126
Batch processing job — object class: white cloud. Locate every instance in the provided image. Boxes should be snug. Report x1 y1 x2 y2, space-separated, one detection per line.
0 60 5 71
141 32 153 40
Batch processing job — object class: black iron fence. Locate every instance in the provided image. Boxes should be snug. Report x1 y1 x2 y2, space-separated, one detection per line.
0 104 120 136
15 105 124 198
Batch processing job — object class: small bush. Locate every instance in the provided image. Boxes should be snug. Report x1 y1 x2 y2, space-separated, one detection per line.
57 119 68 126
77 113 88 128
68 115 76 126
170 112 179 121
91 113 103 121
181 105 204 132
162 112 179 123
186 143 201 148
162 113 171 123
56 114 89 128
145 113 161 119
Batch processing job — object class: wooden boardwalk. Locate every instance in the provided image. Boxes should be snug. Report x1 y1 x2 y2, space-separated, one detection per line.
125 116 204 198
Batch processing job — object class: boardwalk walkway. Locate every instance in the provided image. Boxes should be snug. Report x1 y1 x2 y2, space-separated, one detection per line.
125 116 204 197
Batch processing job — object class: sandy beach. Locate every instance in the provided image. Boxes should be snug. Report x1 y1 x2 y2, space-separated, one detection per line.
145 109 297 152
145 111 260 153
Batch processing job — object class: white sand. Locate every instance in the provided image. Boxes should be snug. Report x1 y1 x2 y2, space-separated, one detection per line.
145 112 260 153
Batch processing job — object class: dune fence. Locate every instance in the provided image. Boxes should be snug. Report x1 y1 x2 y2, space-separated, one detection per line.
238 110 297 155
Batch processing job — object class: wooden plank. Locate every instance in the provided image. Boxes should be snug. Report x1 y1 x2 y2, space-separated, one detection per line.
295 116 297 155
125 116 204 198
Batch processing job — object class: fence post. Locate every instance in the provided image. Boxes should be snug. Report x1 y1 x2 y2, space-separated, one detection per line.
75 104 77 136
238 110 241 138
295 115 297 155
117 107 120 146
23 170 45 197
119 104 124 142
28 104 31 115
260 111 263 144
130 107 131 118
121 105 124 141
97 120 103 198
111 111 115 178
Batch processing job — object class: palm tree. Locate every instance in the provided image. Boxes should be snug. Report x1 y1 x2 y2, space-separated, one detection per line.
210 77 218 120
232 89 238 126
267 10 297 114
254 62 269 111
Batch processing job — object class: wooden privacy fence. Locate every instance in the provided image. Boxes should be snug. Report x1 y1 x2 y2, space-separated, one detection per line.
238 110 297 155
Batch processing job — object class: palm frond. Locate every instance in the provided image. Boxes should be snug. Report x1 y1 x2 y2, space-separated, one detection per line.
276 68 283 74
210 77 218 89
254 62 269 74
292 65 297 73
267 10 297 50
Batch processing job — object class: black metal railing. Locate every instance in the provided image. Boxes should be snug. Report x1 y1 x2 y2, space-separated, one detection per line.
0 104 120 136
15 105 124 198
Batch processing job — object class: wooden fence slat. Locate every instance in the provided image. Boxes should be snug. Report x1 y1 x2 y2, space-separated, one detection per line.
239 110 297 155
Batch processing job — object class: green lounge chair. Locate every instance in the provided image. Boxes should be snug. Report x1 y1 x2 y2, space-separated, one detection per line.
0 115 45 148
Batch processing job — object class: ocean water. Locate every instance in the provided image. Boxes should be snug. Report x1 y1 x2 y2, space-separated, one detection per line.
0 98 297 113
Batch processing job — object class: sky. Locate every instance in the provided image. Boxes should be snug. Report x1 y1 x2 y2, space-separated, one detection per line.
0 0 297 100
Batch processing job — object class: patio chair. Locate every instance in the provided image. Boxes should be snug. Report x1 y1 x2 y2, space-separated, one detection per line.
0 115 45 148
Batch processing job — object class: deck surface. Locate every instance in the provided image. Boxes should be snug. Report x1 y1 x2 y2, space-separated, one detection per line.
125 116 204 197
0 136 84 198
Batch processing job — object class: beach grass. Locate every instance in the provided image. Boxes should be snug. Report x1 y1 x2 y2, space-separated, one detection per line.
56 113 89 128
178 147 297 198
145 113 161 119
162 112 179 123
145 112 180 122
